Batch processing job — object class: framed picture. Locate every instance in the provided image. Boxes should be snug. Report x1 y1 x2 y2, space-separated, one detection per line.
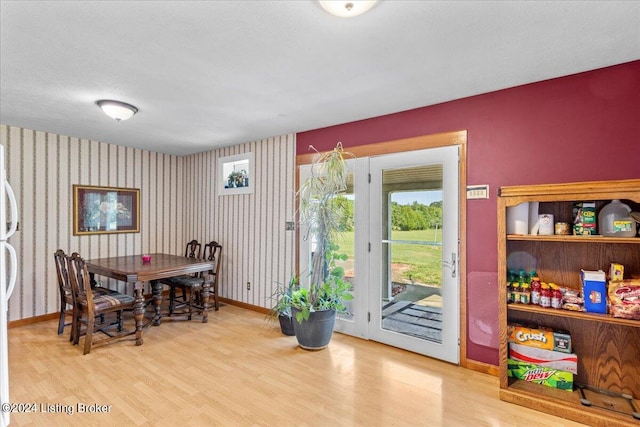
218 152 254 196
73 185 140 235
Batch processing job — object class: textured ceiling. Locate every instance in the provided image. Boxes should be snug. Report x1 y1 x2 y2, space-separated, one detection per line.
1 1 639 156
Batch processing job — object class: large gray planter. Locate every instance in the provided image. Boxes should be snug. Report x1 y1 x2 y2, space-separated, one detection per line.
291 307 336 350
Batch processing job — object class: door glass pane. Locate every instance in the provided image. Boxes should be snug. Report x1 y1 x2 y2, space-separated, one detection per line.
335 172 355 321
380 165 443 343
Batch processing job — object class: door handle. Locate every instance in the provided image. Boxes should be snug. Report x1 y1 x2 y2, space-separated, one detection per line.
442 252 457 278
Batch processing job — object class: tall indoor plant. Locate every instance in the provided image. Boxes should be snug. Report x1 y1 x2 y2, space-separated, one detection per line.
289 142 353 350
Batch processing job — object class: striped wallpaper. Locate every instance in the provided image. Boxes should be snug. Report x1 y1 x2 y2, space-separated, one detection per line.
182 135 296 308
0 124 296 322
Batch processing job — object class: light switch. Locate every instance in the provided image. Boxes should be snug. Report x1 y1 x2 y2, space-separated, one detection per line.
467 185 489 200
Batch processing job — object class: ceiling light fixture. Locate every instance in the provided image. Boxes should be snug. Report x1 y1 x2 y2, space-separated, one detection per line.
319 1 377 18
96 99 139 121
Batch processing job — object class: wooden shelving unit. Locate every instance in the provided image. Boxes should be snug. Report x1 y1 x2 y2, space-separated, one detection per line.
498 179 640 427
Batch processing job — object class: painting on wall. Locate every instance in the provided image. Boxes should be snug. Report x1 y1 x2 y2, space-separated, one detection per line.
218 152 253 195
73 185 140 235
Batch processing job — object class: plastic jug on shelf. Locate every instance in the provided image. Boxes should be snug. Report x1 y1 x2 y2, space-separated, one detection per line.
598 200 637 237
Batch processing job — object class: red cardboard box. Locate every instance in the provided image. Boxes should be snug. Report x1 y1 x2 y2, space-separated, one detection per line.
509 343 578 374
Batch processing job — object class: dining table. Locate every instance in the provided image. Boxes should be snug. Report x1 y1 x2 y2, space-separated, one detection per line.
85 253 215 346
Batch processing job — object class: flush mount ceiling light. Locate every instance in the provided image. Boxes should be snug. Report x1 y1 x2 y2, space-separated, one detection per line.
319 1 377 17
96 99 139 121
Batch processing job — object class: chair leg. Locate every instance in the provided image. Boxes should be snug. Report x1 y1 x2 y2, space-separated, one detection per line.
187 288 194 321
70 306 77 342
84 315 95 355
169 286 176 315
72 309 82 345
213 281 219 311
117 311 123 331
58 301 66 335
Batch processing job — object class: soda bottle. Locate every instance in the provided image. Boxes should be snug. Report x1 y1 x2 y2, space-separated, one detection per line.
530 276 542 305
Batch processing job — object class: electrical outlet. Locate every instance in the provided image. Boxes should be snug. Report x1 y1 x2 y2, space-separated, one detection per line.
285 221 295 231
466 185 489 200
247 281 251 290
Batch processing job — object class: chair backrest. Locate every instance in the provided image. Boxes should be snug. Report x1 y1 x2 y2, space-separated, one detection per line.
54 249 72 303
184 239 201 259
202 241 222 279
67 252 95 315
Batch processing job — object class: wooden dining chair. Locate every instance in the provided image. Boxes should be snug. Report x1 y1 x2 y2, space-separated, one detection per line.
67 252 136 355
54 249 120 340
201 241 222 311
54 249 76 338
166 239 201 305
158 240 221 322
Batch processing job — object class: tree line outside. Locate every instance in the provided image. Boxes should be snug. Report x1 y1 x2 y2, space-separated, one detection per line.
334 196 443 232
333 196 443 285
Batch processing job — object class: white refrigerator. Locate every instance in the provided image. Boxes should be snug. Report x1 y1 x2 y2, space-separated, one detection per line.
0 145 18 427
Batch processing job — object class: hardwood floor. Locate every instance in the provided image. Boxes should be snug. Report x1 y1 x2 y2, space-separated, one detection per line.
7 304 586 426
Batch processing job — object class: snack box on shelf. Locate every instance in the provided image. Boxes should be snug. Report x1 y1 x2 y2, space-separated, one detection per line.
507 359 573 391
608 280 640 320
507 324 572 353
581 269 607 314
509 343 578 374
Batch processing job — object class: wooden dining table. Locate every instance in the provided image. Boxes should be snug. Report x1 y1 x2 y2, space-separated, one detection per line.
85 253 215 346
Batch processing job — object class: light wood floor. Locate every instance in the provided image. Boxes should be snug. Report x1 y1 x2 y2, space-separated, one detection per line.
7 304 586 427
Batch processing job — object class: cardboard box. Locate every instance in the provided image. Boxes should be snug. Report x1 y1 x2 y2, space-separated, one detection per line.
509 343 578 374
581 269 607 314
573 202 597 235
609 263 624 281
507 359 573 390
507 324 554 351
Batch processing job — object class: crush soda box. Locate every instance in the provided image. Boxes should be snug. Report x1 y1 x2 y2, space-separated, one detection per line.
507 324 554 350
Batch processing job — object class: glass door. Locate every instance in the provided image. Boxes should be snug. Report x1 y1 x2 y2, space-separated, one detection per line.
298 145 460 363
368 146 459 363
298 159 368 338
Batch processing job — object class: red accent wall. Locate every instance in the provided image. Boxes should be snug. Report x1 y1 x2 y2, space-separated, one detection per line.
296 60 640 365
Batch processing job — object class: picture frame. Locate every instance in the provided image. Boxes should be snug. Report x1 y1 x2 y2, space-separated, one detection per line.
218 152 254 196
73 185 140 235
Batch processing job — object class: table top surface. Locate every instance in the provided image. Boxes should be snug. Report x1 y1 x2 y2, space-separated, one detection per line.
86 253 214 283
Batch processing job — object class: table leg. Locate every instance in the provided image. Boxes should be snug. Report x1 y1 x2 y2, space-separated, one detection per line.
201 281 210 323
133 282 145 345
152 280 163 326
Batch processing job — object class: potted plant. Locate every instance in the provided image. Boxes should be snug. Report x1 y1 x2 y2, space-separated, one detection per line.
289 142 353 350
267 275 298 336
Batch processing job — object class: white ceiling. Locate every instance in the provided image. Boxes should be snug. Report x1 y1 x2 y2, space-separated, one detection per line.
1 1 639 156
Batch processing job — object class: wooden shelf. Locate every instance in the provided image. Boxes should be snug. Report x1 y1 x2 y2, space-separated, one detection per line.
502 379 640 427
498 178 640 426
507 304 640 328
506 234 640 244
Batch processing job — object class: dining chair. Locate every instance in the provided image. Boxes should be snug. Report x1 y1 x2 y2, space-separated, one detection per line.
67 252 136 355
166 239 201 305
158 240 221 321
54 249 120 340
54 249 76 338
201 241 222 311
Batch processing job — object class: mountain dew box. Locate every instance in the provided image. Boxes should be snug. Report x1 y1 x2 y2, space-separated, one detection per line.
507 359 573 390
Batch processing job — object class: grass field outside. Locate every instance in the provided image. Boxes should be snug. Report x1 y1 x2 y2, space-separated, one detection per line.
335 229 443 286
